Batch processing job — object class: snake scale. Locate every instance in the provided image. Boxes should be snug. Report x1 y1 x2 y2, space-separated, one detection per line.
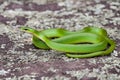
20 26 115 58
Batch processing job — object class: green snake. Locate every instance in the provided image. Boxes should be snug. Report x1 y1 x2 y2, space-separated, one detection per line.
20 26 115 58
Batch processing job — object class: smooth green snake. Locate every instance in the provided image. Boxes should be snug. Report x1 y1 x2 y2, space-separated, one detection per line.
20 26 115 58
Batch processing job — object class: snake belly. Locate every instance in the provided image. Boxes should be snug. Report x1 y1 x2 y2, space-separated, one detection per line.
20 26 115 58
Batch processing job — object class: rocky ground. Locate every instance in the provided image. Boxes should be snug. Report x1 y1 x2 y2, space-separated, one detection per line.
0 0 120 80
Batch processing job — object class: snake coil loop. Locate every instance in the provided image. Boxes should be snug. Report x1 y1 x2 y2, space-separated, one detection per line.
21 26 115 58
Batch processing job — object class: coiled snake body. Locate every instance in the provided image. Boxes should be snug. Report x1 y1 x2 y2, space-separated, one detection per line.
21 26 115 58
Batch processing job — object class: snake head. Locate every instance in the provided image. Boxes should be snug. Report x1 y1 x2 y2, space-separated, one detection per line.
20 26 47 42
20 27 36 33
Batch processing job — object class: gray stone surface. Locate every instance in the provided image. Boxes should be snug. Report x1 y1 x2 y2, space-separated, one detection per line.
0 0 120 80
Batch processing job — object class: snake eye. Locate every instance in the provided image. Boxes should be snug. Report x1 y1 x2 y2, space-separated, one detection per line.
20 27 30 31
24 28 28 31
